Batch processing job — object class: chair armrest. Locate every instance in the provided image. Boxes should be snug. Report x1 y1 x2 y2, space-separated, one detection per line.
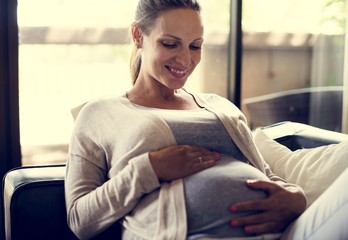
260 121 348 151
2 165 122 240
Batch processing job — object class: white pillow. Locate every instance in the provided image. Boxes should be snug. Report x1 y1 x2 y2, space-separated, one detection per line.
253 129 348 207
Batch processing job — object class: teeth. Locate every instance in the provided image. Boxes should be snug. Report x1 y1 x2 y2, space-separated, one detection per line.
169 67 187 75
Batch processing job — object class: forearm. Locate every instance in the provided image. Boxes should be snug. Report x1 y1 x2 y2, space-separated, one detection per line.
65 153 160 239
262 154 307 212
283 185 307 216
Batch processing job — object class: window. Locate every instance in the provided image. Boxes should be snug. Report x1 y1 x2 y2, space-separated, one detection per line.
241 0 346 132
17 0 231 165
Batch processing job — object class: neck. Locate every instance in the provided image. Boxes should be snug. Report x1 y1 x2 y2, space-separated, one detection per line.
126 85 203 110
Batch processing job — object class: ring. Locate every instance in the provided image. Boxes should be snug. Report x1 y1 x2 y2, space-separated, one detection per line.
198 156 203 163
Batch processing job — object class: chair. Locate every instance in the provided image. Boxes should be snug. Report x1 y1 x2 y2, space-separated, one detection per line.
243 86 343 131
3 121 348 240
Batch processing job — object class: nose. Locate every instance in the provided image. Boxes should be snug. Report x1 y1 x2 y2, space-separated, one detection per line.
176 47 191 67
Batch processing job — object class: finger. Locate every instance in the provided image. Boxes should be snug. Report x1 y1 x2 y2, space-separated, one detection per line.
245 179 281 194
184 144 219 155
230 198 272 213
180 145 202 159
196 150 221 160
230 211 274 229
192 157 217 170
233 212 299 235
243 221 282 235
189 152 220 165
193 160 217 170
236 210 276 223
196 152 221 162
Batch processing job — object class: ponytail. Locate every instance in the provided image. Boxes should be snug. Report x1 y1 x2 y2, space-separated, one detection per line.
130 47 142 85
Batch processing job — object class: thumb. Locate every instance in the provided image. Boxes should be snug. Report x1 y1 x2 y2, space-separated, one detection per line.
245 179 279 195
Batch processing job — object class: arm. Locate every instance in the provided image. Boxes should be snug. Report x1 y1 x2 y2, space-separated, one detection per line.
228 129 307 235
228 121 306 235
65 101 161 239
65 150 160 239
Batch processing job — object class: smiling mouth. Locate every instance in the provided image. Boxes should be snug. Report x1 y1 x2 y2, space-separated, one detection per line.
167 66 189 77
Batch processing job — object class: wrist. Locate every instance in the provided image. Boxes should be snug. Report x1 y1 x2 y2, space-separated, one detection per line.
288 187 307 215
148 151 164 182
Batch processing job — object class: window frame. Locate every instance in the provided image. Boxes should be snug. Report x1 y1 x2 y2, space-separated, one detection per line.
0 0 21 237
227 0 243 107
0 1 21 176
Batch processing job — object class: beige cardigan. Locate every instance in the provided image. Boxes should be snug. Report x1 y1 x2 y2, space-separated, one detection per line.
65 93 302 239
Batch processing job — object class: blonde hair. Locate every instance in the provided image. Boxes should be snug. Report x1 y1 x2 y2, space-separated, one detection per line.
130 0 201 85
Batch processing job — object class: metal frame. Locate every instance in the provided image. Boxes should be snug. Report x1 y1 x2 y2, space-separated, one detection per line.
0 0 21 178
0 1 21 239
227 0 243 107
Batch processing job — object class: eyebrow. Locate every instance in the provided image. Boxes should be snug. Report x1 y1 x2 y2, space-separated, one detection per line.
161 34 204 42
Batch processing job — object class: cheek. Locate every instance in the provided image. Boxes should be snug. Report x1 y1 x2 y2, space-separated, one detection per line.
149 47 170 63
192 52 201 66
143 50 163 69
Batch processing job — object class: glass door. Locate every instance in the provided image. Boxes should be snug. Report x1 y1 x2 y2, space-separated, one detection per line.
241 0 346 132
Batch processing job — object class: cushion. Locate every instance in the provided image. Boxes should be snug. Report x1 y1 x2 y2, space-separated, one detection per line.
253 129 348 207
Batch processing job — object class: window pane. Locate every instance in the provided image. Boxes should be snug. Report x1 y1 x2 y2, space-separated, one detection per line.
241 0 345 132
18 0 231 165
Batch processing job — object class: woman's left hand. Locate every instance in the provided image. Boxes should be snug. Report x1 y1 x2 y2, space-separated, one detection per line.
229 180 306 235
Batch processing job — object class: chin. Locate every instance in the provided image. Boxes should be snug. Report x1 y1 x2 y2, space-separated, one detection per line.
168 81 187 90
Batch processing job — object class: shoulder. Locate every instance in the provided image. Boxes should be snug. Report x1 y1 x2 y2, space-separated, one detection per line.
196 92 222 101
71 96 135 136
70 95 134 146
196 93 230 104
196 93 247 124
73 95 127 121
196 93 240 111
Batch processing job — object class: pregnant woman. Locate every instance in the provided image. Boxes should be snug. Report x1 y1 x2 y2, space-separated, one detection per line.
65 1 306 239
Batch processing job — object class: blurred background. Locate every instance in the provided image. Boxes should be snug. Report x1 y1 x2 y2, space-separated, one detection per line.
15 0 346 165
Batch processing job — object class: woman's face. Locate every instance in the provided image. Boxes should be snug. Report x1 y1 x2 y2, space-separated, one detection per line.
139 8 204 90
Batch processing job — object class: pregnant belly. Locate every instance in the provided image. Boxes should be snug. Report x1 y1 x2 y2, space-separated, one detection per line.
184 155 269 237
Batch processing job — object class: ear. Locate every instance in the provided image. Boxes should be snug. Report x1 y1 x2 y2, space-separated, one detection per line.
131 23 143 48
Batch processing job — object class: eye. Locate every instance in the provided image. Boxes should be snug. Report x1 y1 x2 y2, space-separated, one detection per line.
190 44 202 50
162 41 177 49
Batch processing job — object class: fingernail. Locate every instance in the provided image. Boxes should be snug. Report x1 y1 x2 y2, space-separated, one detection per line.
230 220 238 227
216 153 221 158
246 179 257 184
230 205 236 212
245 226 252 233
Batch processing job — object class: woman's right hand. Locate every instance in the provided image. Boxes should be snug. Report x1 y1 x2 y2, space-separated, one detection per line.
149 145 221 182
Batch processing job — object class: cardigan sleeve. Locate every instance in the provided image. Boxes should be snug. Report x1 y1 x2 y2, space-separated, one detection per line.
65 150 160 239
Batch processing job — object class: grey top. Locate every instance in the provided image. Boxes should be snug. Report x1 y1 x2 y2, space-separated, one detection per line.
135 106 269 239
138 106 245 159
